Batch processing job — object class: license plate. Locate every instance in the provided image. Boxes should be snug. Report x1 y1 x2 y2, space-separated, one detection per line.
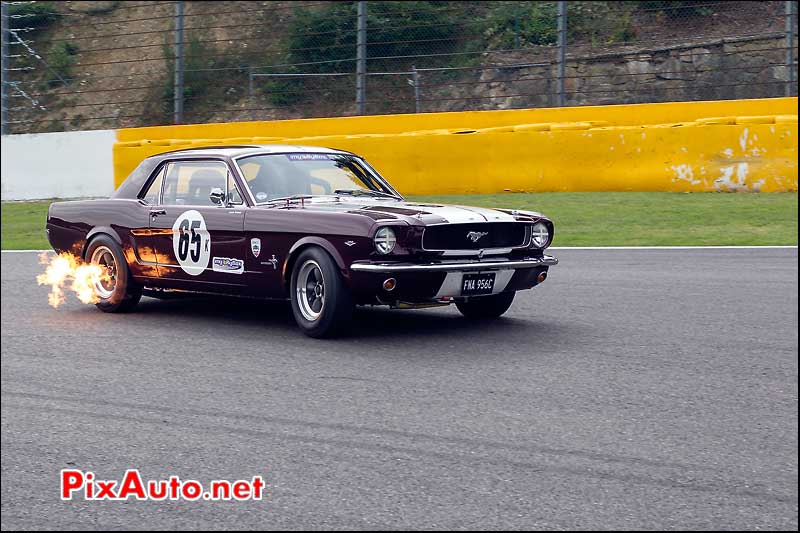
461 272 495 296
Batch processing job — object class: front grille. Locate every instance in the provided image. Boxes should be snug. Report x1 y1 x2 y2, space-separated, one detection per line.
422 223 527 250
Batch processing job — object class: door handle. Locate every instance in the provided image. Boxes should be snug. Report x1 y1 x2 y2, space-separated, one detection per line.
150 209 166 217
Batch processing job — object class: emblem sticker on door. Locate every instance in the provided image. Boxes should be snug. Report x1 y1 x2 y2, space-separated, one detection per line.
172 210 211 276
212 257 244 274
251 238 261 258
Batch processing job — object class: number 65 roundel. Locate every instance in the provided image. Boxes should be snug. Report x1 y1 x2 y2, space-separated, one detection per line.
172 210 211 276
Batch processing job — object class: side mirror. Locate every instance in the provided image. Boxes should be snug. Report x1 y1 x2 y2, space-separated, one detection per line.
209 187 225 206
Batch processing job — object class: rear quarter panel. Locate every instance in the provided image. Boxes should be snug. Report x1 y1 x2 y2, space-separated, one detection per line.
47 199 154 277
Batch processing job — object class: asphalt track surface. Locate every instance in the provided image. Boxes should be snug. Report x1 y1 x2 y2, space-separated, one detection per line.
1 248 797 530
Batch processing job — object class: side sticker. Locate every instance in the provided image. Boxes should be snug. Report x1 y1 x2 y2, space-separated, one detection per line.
172 210 211 276
212 257 245 274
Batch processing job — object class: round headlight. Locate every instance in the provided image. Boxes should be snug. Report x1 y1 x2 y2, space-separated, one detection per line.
530 222 550 248
374 227 397 255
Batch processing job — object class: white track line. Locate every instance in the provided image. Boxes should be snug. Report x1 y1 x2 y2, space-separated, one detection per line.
2 246 797 253
2 250 51 253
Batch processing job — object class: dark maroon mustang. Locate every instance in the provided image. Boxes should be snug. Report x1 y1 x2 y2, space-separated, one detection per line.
46 145 558 337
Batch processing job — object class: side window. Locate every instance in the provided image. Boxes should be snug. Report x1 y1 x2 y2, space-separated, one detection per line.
162 161 228 207
141 167 165 205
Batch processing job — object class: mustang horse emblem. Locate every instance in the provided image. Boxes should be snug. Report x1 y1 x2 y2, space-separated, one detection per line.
466 231 489 243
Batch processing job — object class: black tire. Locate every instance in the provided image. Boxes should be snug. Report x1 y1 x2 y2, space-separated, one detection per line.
85 235 142 313
455 291 515 319
290 247 354 338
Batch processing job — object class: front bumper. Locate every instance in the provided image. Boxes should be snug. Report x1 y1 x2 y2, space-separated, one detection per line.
348 254 558 304
350 254 558 273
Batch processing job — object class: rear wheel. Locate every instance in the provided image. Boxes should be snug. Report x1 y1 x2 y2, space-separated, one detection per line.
86 235 141 313
456 291 515 319
290 248 353 338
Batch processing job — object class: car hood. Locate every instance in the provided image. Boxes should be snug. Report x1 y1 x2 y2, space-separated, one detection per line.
251 197 548 225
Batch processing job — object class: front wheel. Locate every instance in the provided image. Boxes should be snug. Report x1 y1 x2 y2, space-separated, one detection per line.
86 235 142 313
455 291 515 319
290 248 353 338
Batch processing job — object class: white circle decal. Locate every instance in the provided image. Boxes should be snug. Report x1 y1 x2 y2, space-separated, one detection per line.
172 210 211 276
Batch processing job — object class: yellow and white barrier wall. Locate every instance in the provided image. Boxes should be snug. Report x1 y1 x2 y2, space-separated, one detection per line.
1 97 796 200
114 97 798 194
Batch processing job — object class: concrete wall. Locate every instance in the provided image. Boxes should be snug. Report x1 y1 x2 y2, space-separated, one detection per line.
1 130 116 200
443 35 798 111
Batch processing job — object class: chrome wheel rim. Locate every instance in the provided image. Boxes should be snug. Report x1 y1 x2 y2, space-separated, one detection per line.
296 259 325 322
90 245 117 299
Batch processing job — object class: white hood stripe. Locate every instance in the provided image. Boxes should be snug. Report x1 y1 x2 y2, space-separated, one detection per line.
455 205 517 222
411 204 516 224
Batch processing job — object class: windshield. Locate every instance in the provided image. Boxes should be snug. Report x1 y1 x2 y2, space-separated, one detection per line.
236 153 395 203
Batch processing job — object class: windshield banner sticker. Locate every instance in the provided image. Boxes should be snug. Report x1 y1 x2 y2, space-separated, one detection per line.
286 153 334 161
212 257 245 274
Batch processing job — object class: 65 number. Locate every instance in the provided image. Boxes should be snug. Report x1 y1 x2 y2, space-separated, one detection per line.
178 219 202 262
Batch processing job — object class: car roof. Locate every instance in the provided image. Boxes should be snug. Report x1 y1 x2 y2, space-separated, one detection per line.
112 145 359 201
153 144 353 159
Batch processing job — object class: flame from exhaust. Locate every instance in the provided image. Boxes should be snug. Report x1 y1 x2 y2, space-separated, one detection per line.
36 252 110 308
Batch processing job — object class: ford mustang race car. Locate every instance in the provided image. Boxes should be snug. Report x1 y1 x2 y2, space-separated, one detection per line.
46 145 558 337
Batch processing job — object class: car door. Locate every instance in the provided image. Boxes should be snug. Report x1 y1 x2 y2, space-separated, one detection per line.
127 164 165 278
149 159 247 293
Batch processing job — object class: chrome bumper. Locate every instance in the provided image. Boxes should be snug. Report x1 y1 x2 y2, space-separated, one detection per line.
350 254 558 273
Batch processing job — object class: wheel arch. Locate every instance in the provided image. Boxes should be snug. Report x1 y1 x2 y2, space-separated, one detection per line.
83 227 123 260
283 237 348 293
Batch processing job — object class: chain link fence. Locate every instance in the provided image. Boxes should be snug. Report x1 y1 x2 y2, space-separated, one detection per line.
1 0 797 134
